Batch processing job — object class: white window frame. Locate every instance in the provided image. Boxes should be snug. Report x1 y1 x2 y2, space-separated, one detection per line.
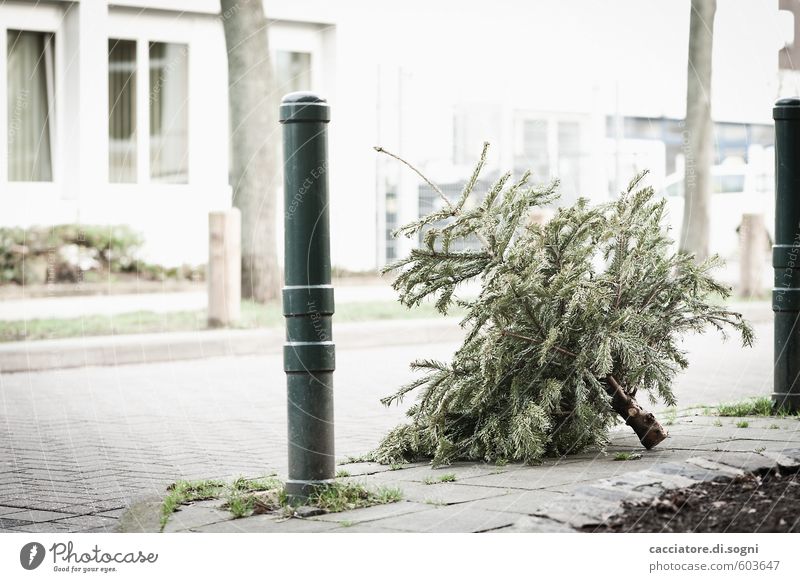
268 21 326 96
108 37 138 184
514 111 590 182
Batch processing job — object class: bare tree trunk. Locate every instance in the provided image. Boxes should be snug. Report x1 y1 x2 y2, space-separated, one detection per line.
221 0 281 302
680 0 717 263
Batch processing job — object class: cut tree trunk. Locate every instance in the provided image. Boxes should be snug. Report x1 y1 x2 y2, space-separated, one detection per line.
500 329 669 449
606 375 668 449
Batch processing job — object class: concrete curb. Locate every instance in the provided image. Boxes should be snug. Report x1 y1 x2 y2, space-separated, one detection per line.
0 317 464 373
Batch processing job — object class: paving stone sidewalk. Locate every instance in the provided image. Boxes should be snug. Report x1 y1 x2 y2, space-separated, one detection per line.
0 307 775 534
143 411 800 533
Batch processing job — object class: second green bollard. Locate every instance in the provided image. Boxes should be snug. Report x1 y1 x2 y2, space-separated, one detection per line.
773 97 800 413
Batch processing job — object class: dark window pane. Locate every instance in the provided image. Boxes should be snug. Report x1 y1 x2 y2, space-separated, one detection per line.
276 51 311 93
150 42 188 183
109 39 137 183
7 30 54 182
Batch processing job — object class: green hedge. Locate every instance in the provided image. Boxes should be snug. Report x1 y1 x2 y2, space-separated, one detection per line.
0 225 203 285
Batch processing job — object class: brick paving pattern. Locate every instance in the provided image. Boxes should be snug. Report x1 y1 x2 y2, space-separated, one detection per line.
0 316 775 532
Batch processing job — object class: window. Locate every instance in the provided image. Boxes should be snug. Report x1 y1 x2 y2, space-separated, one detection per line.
149 42 188 183
714 174 745 194
276 51 311 94
666 180 684 198
107 40 189 184
7 30 54 182
417 181 486 251
520 119 549 179
557 121 582 196
664 174 745 198
385 188 398 262
108 39 137 183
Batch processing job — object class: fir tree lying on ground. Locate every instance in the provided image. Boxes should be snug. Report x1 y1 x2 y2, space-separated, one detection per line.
369 143 753 466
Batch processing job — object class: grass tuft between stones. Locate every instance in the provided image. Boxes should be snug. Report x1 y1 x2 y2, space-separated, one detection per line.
613 451 642 461
160 475 402 531
310 481 402 513
161 479 228 529
423 473 457 484
713 396 797 418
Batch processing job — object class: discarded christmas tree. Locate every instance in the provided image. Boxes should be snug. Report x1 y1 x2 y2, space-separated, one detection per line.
370 143 753 466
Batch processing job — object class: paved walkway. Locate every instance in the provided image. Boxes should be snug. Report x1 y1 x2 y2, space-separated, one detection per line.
0 312 776 533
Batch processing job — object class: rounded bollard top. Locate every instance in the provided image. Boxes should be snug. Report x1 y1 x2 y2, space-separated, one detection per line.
774 97 800 120
280 91 330 124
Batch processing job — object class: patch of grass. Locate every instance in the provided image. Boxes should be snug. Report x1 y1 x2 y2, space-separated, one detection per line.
736 420 750 428
717 397 773 417
0 300 467 342
664 407 677 426
389 463 403 471
231 476 281 493
160 475 402 531
713 419 723 427
376 487 403 504
308 482 402 513
423 473 457 485
754 446 766 453
769 423 781 429
340 520 354 527
714 396 796 418
225 493 256 518
495 458 509 467
222 476 285 519
776 407 800 418
613 452 642 461
335 469 351 478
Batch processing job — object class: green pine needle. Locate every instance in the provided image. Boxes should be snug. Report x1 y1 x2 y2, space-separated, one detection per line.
370 145 753 467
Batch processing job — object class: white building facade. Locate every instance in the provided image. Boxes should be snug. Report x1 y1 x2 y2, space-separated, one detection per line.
0 0 335 267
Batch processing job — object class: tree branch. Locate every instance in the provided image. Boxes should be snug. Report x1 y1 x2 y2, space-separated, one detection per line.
500 329 577 358
375 145 493 252
374 146 452 211
500 329 668 449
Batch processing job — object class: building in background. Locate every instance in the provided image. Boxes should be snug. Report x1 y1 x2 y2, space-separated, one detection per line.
0 0 790 273
0 0 333 268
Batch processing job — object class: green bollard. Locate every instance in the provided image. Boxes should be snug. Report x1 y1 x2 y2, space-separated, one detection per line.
279 92 335 501
773 97 800 413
